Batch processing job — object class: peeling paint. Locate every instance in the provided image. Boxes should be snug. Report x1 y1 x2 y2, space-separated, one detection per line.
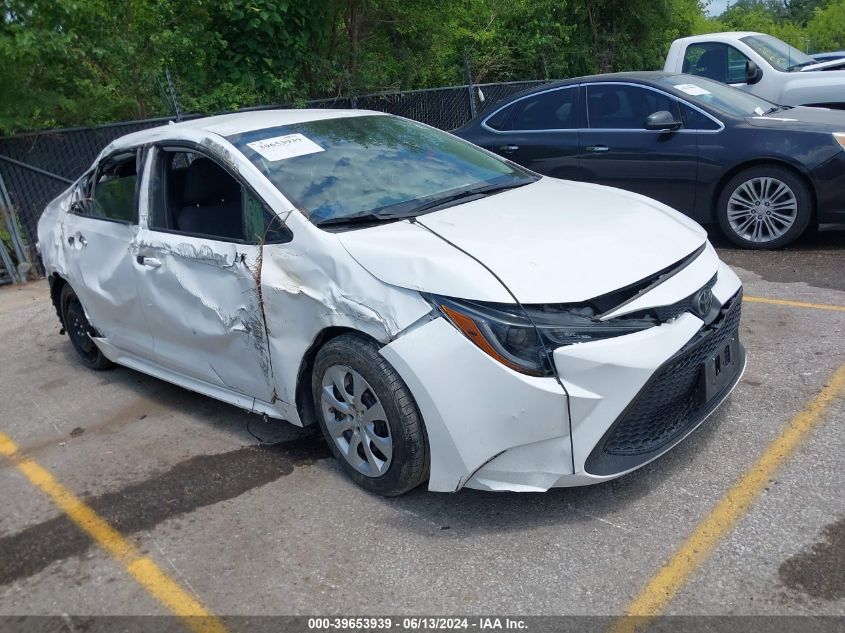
132 240 240 269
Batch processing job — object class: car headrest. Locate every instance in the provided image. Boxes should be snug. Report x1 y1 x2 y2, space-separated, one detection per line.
698 49 724 70
598 91 621 116
182 158 240 206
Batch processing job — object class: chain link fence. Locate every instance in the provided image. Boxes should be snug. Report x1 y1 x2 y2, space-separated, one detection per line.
0 79 547 282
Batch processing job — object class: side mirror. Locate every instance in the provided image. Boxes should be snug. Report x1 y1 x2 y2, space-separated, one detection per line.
746 60 763 84
644 110 682 132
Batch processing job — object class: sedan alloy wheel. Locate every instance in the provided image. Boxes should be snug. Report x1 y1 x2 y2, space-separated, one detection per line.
717 165 812 249
727 176 798 244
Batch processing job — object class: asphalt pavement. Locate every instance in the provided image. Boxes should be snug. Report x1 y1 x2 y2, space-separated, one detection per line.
0 228 843 626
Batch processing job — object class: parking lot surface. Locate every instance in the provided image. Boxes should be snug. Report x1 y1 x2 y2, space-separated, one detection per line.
1 229 844 621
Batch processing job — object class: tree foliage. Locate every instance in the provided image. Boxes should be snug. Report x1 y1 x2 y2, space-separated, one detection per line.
705 0 845 51
1 0 843 134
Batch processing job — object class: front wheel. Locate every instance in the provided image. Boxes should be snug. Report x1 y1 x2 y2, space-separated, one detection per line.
311 334 428 496
716 165 813 249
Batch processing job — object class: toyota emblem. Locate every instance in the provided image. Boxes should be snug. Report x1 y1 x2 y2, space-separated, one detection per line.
694 288 714 318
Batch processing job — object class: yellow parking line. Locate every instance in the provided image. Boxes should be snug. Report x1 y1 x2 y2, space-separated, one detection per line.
610 362 845 633
745 295 845 312
0 432 226 633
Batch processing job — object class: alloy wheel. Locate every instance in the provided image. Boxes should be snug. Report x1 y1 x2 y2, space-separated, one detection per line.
320 365 393 477
727 176 798 244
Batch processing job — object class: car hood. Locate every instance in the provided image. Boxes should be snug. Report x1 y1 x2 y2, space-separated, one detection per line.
800 58 845 71
746 105 845 132
335 177 707 304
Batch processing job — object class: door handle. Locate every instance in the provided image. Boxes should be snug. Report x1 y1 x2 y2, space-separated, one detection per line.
136 255 162 269
78 235 87 247
586 145 610 153
496 144 520 153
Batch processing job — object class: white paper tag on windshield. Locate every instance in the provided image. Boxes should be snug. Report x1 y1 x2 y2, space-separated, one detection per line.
247 133 324 161
674 83 711 96
754 107 765 116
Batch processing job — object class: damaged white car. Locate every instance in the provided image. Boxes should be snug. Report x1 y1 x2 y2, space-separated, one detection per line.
38 110 745 495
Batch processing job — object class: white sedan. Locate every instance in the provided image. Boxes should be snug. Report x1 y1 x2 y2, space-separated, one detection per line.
37 110 745 495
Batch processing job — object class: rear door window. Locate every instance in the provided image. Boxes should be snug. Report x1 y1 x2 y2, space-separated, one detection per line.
490 88 578 131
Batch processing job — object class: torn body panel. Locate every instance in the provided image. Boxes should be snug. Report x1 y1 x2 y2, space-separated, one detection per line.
130 232 274 402
381 316 570 492
37 168 154 356
553 262 744 485
37 188 74 285
63 216 154 357
259 213 432 423
381 261 742 493
600 242 721 320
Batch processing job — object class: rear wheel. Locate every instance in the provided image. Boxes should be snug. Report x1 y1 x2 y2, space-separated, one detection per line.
716 165 812 249
60 284 114 371
311 334 428 496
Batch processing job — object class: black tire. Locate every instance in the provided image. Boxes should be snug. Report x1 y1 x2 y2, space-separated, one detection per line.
311 333 428 496
60 284 114 371
716 165 813 249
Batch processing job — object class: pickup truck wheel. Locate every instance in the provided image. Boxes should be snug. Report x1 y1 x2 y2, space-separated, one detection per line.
60 284 114 371
717 165 812 249
312 333 429 496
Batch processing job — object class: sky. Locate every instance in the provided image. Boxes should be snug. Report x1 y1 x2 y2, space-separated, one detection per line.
706 0 731 16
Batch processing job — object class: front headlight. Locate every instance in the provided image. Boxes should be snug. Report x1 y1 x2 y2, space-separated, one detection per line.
834 133 845 151
427 295 657 377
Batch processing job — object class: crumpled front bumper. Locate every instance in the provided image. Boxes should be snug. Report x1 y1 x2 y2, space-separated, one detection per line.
555 265 744 487
380 260 744 493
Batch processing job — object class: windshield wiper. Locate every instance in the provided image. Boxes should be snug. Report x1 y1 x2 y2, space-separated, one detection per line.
406 179 535 216
315 178 535 229
787 61 814 71
316 213 409 228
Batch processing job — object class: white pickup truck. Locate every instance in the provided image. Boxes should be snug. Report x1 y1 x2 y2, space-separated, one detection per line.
664 32 845 108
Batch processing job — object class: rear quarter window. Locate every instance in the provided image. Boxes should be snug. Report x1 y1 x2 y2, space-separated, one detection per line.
484 106 512 131
73 152 138 223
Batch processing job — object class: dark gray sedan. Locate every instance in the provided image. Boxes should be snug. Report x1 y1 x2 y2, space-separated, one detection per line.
456 72 845 249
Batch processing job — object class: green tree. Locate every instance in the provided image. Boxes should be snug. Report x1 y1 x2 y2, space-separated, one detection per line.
0 0 715 133
806 0 845 50
0 0 216 130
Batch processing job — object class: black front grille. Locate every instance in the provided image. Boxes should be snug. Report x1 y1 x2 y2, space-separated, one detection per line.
585 290 744 476
652 275 717 323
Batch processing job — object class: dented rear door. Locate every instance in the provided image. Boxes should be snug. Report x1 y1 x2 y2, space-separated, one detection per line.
63 151 155 357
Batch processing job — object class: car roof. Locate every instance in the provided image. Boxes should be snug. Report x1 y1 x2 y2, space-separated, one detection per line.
110 109 385 149
492 72 684 102
673 31 763 44
555 71 677 84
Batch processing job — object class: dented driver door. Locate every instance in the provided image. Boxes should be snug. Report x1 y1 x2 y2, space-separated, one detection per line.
130 146 275 406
